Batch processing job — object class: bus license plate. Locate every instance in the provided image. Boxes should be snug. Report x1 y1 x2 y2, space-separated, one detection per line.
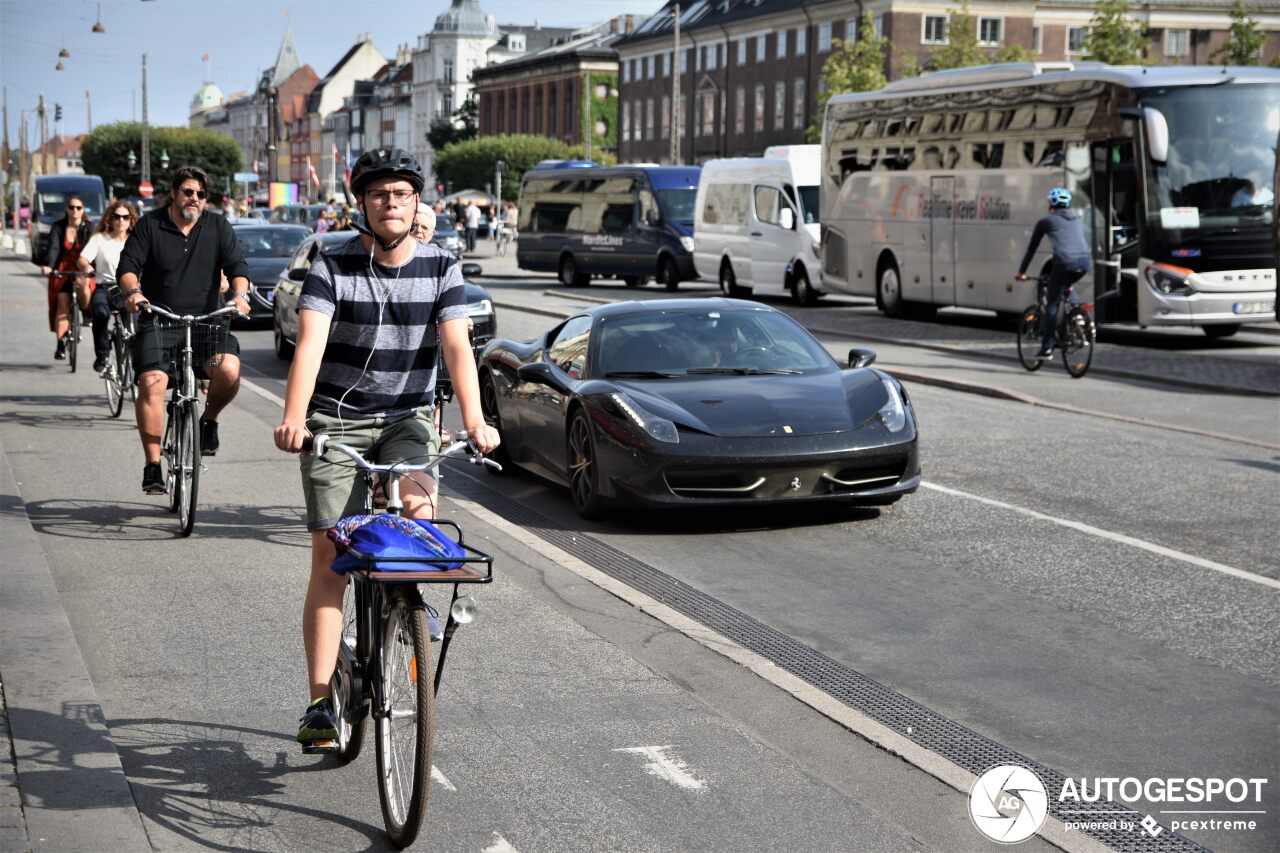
1233 301 1273 315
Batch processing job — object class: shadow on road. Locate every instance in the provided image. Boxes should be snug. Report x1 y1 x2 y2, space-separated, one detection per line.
24 498 311 546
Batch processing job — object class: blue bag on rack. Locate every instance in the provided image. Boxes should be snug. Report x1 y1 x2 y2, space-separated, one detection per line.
328 514 466 574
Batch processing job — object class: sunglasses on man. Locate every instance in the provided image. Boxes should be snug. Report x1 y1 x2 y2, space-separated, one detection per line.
180 187 208 200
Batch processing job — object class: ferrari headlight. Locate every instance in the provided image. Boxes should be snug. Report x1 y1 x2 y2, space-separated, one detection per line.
679 236 695 253
610 392 679 443
466 299 493 319
878 378 907 432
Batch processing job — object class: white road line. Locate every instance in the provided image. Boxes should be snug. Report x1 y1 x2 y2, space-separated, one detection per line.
921 481 1280 591
239 370 286 407
613 745 707 791
482 831 520 853
431 765 456 792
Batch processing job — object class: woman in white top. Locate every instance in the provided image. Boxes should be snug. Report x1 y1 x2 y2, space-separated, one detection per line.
78 200 137 374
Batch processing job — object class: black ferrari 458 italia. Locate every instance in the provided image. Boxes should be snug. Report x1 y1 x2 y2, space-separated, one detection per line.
478 298 921 519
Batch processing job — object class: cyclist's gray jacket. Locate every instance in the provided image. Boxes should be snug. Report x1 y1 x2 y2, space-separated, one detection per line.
1018 209 1091 275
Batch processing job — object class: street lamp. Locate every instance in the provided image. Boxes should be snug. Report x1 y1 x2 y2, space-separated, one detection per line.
159 149 170 170
127 149 137 170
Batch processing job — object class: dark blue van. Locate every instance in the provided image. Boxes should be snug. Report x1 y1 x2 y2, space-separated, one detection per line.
517 165 699 289
29 174 108 264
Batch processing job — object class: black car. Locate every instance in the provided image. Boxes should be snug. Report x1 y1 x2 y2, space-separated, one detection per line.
272 232 496 360
229 223 311 322
478 299 921 519
430 213 464 259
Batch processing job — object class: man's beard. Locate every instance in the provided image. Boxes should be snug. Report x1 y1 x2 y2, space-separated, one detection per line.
180 205 199 222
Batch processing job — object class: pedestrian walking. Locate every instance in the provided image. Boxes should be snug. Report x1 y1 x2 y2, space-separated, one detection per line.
464 200 480 253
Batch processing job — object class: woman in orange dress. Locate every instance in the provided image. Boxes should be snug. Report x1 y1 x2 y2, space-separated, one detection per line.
40 196 92 360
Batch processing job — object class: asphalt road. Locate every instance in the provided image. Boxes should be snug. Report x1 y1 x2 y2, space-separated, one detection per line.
2 254 1277 853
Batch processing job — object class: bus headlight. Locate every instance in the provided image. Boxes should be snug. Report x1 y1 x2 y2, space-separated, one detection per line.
679 236 695 253
1145 264 1194 295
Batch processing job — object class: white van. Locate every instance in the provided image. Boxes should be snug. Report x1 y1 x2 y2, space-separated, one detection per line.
692 144 822 304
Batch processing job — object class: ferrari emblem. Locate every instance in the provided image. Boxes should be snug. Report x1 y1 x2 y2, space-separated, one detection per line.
789 477 801 491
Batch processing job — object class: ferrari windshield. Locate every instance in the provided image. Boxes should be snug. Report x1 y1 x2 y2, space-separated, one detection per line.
598 308 836 376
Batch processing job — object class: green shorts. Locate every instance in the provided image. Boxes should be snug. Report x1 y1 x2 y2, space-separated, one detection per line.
301 406 440 530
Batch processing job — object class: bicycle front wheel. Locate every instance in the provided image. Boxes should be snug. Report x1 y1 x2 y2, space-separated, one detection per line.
376 586 434 848
1061 307 1095 378
67 305 79 373
331 578 367 764
104 328 125 418
177 401 201 536
1015 305 1044 372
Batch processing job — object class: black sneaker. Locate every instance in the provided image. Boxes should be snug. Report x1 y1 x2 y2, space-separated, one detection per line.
297 697 339 752
54 340 66 360
142 462 165 494
93 357 108 374
200 419 219 456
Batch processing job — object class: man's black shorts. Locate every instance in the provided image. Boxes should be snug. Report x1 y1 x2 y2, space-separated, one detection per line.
132 317 239 383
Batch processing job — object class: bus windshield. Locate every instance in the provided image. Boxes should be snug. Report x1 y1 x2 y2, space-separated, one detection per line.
655 188 697 225
1143 83 1278 235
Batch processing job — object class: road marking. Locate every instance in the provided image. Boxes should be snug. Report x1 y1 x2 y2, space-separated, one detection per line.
613 745 707 791
921 481 1280 590
482 831 520 852
239 369 286 407
431 765 456 791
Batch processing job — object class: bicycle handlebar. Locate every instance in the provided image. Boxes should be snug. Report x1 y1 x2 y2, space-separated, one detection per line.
140 302 247 322
303 431 503 474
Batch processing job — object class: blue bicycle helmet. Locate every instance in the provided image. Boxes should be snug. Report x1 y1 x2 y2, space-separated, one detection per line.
1047 187 1072 208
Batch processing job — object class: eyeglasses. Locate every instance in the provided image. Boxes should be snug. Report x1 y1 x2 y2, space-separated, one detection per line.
366 189 414 207
67 205 83 211
180 187 208 200
112 212 132 220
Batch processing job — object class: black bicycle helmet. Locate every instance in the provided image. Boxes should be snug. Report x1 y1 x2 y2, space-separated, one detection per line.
349 147 424 195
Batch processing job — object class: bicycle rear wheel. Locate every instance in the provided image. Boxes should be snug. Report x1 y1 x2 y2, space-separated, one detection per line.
1061 307 1095 378
1015 305 1043 372
165 401 181 514
177 400 201 536
67 304 79 373
376 585 434 849
104 327 125 418
331 578 367 764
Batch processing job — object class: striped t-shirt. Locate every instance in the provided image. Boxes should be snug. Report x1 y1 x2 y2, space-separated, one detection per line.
298 236 468 417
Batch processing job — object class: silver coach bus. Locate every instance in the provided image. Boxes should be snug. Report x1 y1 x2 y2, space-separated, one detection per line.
820 63 1278 336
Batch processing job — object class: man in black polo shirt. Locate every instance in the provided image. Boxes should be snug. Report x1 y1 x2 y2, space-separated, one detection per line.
117 165 251 494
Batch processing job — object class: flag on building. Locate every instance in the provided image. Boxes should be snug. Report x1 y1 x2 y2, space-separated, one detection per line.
307 155 320 189
343 142 353 186
201 53 209 62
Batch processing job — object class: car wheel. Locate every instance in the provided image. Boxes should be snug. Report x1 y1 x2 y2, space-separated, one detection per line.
791 267 819 306
273 320 294 360
659 256 680 292
560 254 588 287
478 373 509 474
720 260 749 298
877 262 906 318
567 409 606 519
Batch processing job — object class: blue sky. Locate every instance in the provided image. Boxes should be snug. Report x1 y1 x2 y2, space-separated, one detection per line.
1 0 663 145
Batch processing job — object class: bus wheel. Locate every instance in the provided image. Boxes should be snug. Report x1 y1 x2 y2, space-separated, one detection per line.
877 263 906 318
720 260 749 298
791 268 819 306
560 254 588 287
659 257 680 291
1203 324 1240 338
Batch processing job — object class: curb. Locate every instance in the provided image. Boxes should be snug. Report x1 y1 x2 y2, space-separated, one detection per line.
0 440 151 851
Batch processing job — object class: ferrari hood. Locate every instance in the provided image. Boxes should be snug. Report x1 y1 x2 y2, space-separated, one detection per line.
618 370 886 438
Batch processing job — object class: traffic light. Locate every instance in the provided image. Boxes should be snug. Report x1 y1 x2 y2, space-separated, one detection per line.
54 103 62 122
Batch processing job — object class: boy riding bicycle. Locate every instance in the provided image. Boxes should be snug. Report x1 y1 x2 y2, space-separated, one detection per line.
273 147 499 750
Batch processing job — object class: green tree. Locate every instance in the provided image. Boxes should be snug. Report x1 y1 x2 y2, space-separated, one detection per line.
427 97 480 151
929 1 987 70
1084 0 1147 65
997 42 1033 63
433 134 615 202
805 14 890 143
81 122 242 198
1211 0 1266 65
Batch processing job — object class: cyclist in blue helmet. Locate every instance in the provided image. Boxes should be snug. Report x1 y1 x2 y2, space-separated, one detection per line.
1015 187 1092 360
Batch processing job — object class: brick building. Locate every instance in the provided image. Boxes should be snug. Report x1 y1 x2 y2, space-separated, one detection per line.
616 0 1280 164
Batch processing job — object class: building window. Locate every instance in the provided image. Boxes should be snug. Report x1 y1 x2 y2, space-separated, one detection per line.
646 98 654 141
793 78 805 129
796 27 806 55
1165 29 1189 57
622 60 630 83
680 49 688 74
846 19 858 45
753 84 765 132
696 46 703 71
756 35 766 62
662 95 671 139
708 43 718 71
680 96 687 139
777 30 787 59
704 91 717 136
1032 26 1043 54
663 51 671 76
1067 26 1087 54
635 101 643 143
443 59 454 83
978 18 1003 46
648 54 656 79
737 38 747 65
818 23 832 52
622 101 630 142
774 81 785 130
873 15 884 38
735 86 745 134
923 15 948 45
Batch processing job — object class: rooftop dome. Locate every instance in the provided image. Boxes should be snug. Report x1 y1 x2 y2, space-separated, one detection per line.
190 81 224 114
433 0 494 36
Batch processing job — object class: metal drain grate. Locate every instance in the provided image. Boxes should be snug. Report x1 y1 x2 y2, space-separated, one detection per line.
449 472 1205 853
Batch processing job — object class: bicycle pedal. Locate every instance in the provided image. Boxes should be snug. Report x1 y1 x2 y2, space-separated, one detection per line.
301 739 338 754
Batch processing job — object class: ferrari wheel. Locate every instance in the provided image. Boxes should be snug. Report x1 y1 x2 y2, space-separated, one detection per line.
478 373 510 473
567 410 606 520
